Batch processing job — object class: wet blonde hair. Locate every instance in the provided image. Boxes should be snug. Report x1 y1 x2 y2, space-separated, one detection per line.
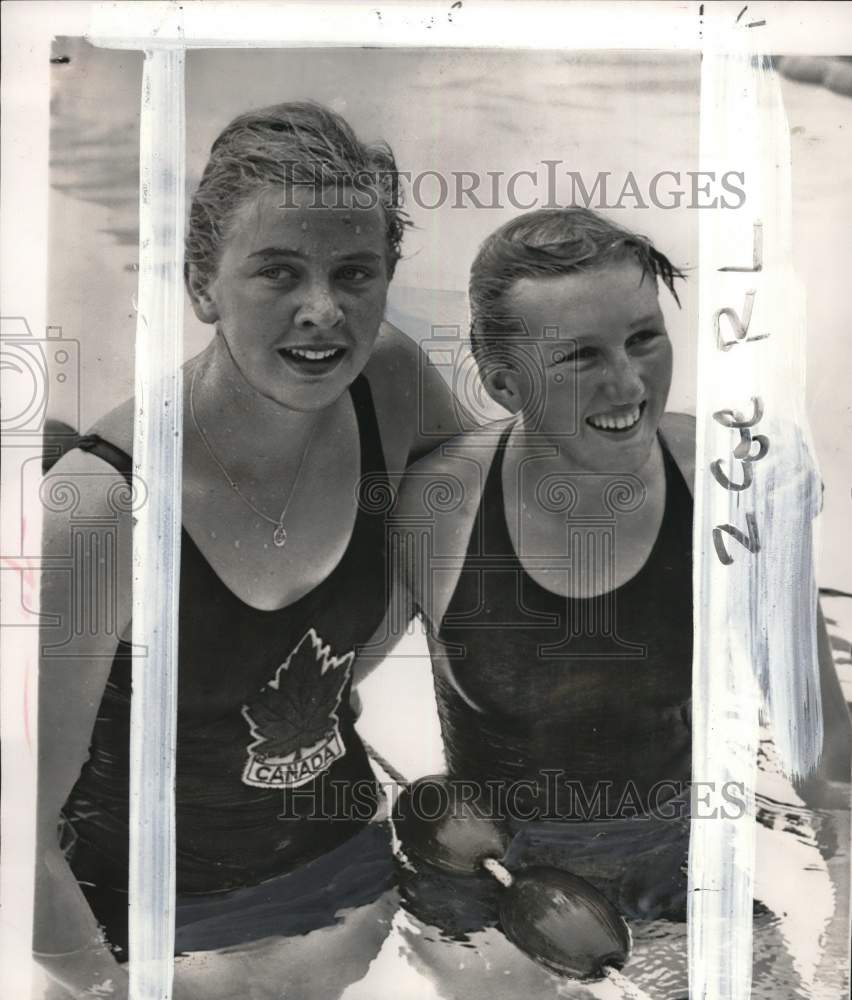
186 101 411 289
469 207 683 364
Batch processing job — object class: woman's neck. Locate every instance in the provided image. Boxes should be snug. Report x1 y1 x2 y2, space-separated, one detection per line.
187 336 333 478
511 414 661 477
507 413 663 514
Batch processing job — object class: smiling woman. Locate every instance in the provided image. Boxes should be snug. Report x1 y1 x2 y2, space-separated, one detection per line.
496 264 674 473
398 208 696 828
384 206 851 993
33 102 465 1000
187 185 392 414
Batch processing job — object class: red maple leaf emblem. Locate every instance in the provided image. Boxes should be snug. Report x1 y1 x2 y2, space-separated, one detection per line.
242 630 353 759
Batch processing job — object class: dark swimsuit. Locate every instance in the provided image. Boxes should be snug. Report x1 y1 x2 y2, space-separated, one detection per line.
434 425 694 811
60 374 395 958
402 427 694 928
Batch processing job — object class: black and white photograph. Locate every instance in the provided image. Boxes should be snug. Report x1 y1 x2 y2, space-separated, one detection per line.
1 3 851 999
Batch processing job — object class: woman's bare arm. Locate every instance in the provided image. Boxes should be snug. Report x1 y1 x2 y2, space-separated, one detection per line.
351 577 416 687
352 325 482 686
34 450 133 998
351 428 499 686
365 320 477 468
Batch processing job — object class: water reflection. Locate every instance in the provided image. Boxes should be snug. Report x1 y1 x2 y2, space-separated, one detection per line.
386 750 848 999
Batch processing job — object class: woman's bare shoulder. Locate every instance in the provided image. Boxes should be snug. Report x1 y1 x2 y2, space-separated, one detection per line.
41 444 135 561
369 318 419 364
87 397 136 457
363 320 420 409
364 321 479 466
45 395 136 492
39 399 138 525
395 420 514 626
397 420 514 517
359 322 419 470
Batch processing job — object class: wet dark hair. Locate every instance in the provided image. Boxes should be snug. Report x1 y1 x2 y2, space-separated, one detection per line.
469 207 684 364
185 101 411 289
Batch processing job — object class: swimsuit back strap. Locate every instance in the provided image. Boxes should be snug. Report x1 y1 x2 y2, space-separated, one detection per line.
76 434 134 485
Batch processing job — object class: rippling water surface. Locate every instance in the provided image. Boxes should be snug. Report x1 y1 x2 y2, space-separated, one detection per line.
339 736 848 1000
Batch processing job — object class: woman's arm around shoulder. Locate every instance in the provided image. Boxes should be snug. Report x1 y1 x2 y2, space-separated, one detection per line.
364 320 475 470
352 422 508 685
392 422 509 632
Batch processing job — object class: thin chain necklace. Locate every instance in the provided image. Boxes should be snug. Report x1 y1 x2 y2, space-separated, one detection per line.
189 364 319 548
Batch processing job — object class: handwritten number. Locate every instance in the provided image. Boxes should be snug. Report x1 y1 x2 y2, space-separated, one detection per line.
713 396 764 429
732 429 769 462
711 399 769 491
713 513 761 566
718 221 763 273
714 290 770 351
712 222 769 564
710 459 752 492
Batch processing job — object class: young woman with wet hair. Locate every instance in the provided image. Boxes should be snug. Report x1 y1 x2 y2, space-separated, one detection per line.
388 206 851 994
397 206 696 914
35 102 464 999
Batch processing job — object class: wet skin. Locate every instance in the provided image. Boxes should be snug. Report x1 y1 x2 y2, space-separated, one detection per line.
400 259 692 823
500 260 673 475
196 184 390 413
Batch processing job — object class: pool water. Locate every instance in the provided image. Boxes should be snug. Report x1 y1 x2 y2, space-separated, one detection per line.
334 736 848 1000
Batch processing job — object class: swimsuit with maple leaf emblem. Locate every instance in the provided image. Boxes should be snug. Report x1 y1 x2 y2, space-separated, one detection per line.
60 374 394 955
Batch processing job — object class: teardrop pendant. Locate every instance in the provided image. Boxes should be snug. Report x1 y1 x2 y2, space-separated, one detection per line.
272 522 288 548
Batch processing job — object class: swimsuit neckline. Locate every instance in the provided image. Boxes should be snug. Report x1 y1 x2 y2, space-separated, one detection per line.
490 426 686 605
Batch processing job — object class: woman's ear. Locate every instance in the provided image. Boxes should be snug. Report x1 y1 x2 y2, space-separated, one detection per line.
481 360 526 415
185 263 220 325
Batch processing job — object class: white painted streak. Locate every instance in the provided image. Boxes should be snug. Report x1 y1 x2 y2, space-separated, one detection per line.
129 48 184 1000
0 16 49 1000
82 0 852 56
691 38 823 1000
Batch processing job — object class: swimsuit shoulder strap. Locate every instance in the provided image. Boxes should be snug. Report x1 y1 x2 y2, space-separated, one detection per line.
658 412 695 497
75 434 134 485
349 373 388 478
652 428 695 560
73 376 385 487
475 423 516 557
